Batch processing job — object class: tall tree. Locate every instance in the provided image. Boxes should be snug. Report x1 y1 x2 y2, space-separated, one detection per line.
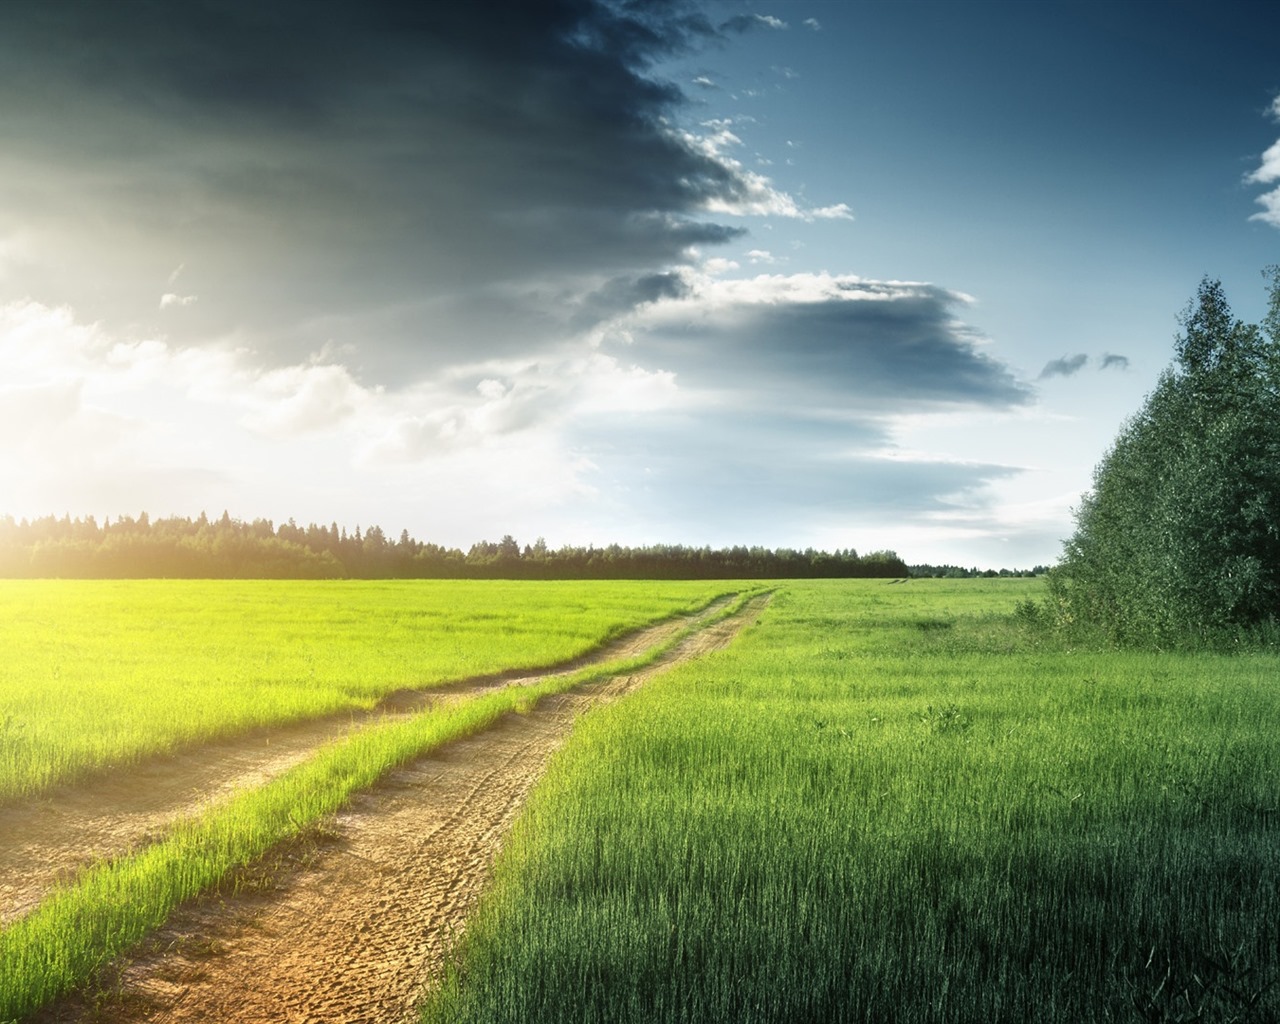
1055 270 1280 644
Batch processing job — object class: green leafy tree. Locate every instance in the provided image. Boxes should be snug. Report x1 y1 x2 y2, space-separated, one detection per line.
1055 269 1280 644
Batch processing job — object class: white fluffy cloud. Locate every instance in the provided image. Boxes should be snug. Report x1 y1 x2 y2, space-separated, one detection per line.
0 300 690 538
1246 96 1280 228
684 122 854 221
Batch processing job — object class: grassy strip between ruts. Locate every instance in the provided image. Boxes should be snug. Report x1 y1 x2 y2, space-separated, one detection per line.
0 587 766 1022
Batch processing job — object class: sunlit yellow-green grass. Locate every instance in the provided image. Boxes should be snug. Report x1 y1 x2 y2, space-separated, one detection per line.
0 579 736 802
424 578 1280 1024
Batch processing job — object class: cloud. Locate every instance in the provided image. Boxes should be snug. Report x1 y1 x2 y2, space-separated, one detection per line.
568 271 693 331
240 363 367 438
809 203 855 220
720 13 788 33
1251 188 1280 227
684 121 854 220
0 0 840 379
1038 354 1089 379
579 272 1032 540
0 3 1037 556
1246 96 1280 228
615 272 1031 413
2 274 1030 547
0 298 629 532
701 257 740 275
1038 352 1128 376
803 18 822 31
565 406 1021 542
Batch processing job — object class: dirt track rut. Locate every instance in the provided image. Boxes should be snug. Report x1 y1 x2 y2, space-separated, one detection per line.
22 594 768 1024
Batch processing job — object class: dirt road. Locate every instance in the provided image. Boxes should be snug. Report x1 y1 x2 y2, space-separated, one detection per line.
0 595 736 928
23 594 768 1024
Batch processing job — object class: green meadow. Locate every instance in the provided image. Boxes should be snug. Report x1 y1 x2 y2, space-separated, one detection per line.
2 577 1276 1023
0 579 734 802
425 579 1280 1024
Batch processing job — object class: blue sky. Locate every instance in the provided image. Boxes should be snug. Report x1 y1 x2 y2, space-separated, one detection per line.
1 0 1277 566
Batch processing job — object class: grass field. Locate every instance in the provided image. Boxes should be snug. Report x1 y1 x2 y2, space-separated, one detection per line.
0 579 735 802
4 577 1276 1023
424 579 1280 1023
0 590 766 1021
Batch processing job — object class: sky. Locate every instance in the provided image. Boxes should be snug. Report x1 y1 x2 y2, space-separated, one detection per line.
1 0 1278 567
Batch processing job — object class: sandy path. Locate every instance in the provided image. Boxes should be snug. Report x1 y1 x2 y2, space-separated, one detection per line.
0 596 736 927
32 594 768 1024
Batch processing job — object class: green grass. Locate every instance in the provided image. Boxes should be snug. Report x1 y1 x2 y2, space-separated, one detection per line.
0 579 735 802
424 578 1280 1024
0 589 766 1021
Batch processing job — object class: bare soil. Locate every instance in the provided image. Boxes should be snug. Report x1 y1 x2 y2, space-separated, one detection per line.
19 594 768 1024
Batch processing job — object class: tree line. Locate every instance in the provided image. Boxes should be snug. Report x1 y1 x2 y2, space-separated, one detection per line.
1053 267 1280 645
0 511 911 580
908 564 1046 579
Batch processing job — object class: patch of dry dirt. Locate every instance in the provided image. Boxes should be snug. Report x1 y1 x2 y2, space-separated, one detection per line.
0 596 738 928
19 594 768 1024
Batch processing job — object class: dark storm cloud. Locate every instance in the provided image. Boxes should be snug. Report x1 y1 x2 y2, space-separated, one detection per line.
1099 353 1130 371
627 279 1031 410
0 0 753 375
570 272 693 332
4 1 710 131
1038 354 1089 379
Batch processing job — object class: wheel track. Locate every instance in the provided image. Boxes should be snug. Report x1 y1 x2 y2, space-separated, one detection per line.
30 594 769 1024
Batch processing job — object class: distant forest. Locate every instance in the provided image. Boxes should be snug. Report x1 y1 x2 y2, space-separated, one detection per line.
0 513 1046 580
0 513 934 580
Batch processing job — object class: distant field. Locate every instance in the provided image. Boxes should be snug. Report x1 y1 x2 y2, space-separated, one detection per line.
426 578 1280 1023
0 579 736 802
